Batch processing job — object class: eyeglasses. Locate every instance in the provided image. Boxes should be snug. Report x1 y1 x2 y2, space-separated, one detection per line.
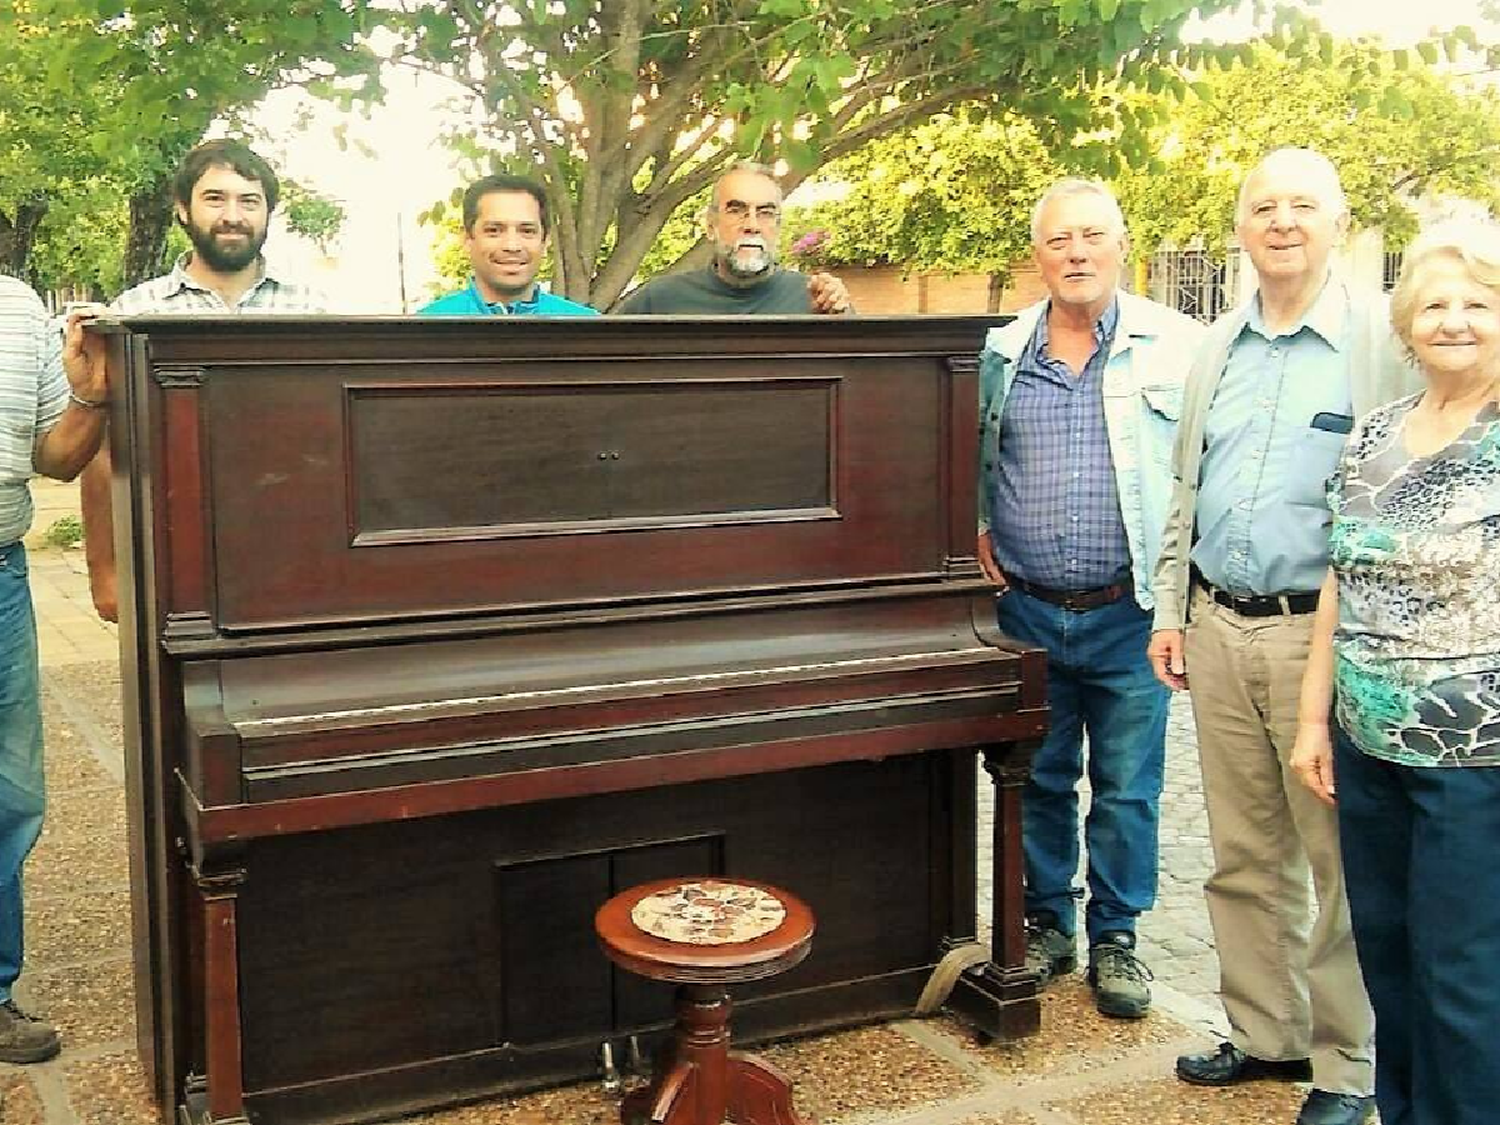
718 201 781 223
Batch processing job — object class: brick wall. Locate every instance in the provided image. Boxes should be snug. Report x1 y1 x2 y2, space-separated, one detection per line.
839 263 1048 315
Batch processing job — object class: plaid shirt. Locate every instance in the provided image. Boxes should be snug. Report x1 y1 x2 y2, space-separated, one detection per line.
989 300 1131 590
110 254 326 315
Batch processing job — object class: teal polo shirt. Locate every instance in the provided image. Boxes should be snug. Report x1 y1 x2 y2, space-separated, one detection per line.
418 280 598 317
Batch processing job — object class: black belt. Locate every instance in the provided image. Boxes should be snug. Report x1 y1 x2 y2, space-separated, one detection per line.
1194 572 1319 617
1003 572 1130 613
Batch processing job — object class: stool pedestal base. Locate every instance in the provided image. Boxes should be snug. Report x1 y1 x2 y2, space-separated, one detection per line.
621 985 806 1125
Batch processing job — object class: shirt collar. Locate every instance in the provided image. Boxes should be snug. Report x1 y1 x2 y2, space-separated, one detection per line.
707 264 780 294
1245 272 1348 350
469 278 541 314
1029 295 1120 356
164 252 283 302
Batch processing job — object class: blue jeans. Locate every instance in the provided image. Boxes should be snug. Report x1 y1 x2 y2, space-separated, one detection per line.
1335 727 1500 1125
997 588 1168 942
0 542 44 1003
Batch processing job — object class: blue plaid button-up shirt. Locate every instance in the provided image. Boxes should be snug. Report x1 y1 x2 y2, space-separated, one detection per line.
989 299 1131 590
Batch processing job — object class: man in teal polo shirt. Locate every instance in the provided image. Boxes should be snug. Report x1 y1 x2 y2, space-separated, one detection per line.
420 174 598 317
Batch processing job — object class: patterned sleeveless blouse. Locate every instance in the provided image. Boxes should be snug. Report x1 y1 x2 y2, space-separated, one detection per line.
1327 392 1500 767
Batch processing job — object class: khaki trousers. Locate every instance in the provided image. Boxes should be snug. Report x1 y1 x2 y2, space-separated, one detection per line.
1185 585 1373 1095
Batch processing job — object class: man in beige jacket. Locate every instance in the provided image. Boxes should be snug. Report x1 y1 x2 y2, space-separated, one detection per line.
1148 148 1414 1125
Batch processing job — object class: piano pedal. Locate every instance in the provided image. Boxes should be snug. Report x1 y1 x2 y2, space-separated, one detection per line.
626 1034 646 1076
599 1040 622 1094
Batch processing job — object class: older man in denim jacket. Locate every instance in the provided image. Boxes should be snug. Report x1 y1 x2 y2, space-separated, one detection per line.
977 178 1203 1018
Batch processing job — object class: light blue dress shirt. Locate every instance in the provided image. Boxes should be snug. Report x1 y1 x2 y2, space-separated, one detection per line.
1192 278 1354 596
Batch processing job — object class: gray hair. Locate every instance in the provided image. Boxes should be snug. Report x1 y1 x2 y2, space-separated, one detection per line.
1390 217 1500 362
706 161 783 216
1235 147 1347 224
1030 178 1127 245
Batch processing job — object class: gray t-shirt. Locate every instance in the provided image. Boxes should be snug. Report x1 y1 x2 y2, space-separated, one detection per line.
614 266 814 314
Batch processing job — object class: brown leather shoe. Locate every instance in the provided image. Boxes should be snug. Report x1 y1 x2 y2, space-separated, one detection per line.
1175 1041 1312 1086
0 999 61 1064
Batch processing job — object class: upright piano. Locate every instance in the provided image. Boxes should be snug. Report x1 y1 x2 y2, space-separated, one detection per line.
104 316 1046 1125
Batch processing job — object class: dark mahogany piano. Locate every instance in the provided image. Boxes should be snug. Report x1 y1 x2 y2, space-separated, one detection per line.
102 315 1045 1125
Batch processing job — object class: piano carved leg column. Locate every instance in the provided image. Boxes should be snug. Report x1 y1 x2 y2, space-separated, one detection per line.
180 865 250 1125
948 740 1041 1041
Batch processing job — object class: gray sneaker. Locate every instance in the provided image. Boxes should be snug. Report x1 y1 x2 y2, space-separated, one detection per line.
0 999 61 1063
1024 913 1077 986
1088 932 1153 1019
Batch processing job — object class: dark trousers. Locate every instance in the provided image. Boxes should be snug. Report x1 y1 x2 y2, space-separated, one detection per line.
1335 728 1500 1125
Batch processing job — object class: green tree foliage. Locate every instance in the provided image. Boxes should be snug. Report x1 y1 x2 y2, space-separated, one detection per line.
1116 40 1500 257
0 7 119 279
780 110 1066 281
281 181 347 254
11 0 377 287
381 0 1245 307
782 36 1500 279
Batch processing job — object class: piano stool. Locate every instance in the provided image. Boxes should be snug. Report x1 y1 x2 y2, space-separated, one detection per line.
596 878 816 1125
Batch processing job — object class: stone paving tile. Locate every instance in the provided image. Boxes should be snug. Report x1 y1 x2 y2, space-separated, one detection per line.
40 661 123 753
1050 1075 1308 1124
25 957 136 1052
389 1025 980 1125
395 1083 619 1123
24 786 129 900
24 886 132 968
759 1024 980 1121
936 978 1192 1084
0 1068 47 1125
64 1052 159 1125
40 740 112 795
38 691 113 793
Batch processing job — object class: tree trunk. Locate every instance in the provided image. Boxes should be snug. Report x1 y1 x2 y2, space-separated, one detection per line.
123 176 176 288
987 271 1006 314
0 199 50 280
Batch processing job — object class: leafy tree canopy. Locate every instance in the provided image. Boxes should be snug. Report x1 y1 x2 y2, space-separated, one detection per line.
381 0 1252 306
779 35 1500 282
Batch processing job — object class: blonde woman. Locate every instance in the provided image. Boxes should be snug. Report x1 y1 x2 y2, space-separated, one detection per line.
1291 218 1500 1125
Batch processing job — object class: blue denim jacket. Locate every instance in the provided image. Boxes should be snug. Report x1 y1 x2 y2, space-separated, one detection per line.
979 291 1205 611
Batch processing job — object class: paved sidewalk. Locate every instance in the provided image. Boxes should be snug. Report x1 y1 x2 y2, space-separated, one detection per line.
4 548 1291 1125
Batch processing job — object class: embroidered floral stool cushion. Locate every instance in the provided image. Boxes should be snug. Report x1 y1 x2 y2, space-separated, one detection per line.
594 877 816 1125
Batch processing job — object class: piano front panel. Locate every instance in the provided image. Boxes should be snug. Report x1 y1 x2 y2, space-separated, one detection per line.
203 356 944 629
349 377 836 535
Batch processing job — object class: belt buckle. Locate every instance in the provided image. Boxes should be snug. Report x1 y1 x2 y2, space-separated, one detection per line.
1061 589 1099 612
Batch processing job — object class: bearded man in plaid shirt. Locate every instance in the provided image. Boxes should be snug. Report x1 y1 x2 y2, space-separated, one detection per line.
79 140 325 624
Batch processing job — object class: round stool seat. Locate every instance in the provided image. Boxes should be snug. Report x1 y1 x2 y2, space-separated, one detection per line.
594 877 816 1125
596 877 815 985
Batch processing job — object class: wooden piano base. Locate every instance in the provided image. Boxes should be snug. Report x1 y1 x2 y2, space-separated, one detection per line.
946 963 1041 1043
179 1078 250 1125
160 752 1035 1125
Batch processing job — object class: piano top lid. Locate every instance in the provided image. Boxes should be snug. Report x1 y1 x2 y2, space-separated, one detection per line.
93 313 1008 364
